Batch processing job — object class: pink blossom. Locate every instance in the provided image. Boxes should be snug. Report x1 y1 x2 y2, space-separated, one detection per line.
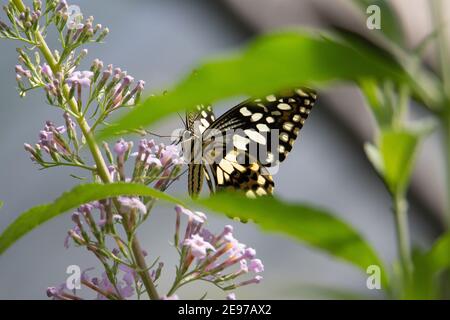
118 197 147 215
66 71 94 88
248 259 264 273
184 234 216 259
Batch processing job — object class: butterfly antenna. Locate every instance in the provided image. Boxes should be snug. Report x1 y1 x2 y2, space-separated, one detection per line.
177 112 186 128
165 168 188 189
145 130 174 139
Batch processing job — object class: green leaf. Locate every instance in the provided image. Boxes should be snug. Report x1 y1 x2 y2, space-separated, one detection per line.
366 129 427 196
0 183 184 255
409 232 450 299
426 232 450 273
359 79 394 127
352 0 404 46
98 31 407 140
195 192 388 287
0 201 3 210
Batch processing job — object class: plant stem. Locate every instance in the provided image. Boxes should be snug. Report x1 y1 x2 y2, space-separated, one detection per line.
431 0 450 97
393 194 412 290
431 0 450 229
12 0 159 300
444 114 450 229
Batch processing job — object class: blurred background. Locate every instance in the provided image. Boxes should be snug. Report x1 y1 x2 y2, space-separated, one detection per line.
0 0 447 299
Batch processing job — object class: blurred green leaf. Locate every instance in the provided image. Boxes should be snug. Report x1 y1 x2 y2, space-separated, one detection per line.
360 79 394 127
351 0 404 45
365 128 428 196
427 232 450 273
196 192 388 287
0 183 183 254
0 201 3 210
409 232 450 299
98 31 407 140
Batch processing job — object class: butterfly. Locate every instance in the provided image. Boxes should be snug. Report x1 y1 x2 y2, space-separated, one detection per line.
182 88 317 199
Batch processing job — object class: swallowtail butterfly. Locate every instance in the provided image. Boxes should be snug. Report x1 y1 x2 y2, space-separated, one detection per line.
183 88 317 198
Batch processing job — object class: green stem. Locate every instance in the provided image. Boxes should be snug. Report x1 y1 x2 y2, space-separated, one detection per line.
444 114 450 229
393 194 413 292
431 0 450 229
431 0 450 97
12 0 159 300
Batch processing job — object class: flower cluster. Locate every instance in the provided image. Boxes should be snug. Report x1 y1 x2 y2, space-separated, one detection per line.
46 266 150 300
52 199 164 300
168 205 264 298
23 115 86 170
105 138 184 192
4 0 264 301
0 0 42 39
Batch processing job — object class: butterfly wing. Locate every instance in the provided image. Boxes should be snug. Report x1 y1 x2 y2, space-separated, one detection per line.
202 88 316 196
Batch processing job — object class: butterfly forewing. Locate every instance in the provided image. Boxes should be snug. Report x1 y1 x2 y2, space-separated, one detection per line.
185 88 316 199
204 88 316 167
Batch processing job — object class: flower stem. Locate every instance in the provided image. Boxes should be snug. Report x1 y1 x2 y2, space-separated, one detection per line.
12 0 159 300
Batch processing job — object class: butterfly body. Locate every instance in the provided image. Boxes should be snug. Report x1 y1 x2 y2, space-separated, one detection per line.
183 88 317 198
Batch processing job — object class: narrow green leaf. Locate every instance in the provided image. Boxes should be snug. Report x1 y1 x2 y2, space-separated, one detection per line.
196 192 388 286
378 129 421 195
0 183 184 254
360 79 393 127
98 31 406 140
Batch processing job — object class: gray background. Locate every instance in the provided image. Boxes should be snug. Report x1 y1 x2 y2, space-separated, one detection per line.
0 0 440 299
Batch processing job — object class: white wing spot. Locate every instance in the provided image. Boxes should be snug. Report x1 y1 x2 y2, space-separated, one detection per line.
266 95 276 102
246 190 256 198
217 167 224 185
240 107 252 117
266 116 275 124
280 132 289 143
200 118 210 128
233 135 250 150
256 123 270 132
295 89 308 97
292 114 301 122
245 129 267 145
265 152 274 163
256 187 267 196
277 103 291 111
257 175 266 186
251 113 263 122
283 122 294 132
219 159 234 175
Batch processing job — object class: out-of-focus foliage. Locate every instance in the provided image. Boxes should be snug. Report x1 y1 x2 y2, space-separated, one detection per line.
364 128 429 197
197 192 388 286
409 232 450 299
97 31 408 140
351 0 405 45
0 183 182 254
